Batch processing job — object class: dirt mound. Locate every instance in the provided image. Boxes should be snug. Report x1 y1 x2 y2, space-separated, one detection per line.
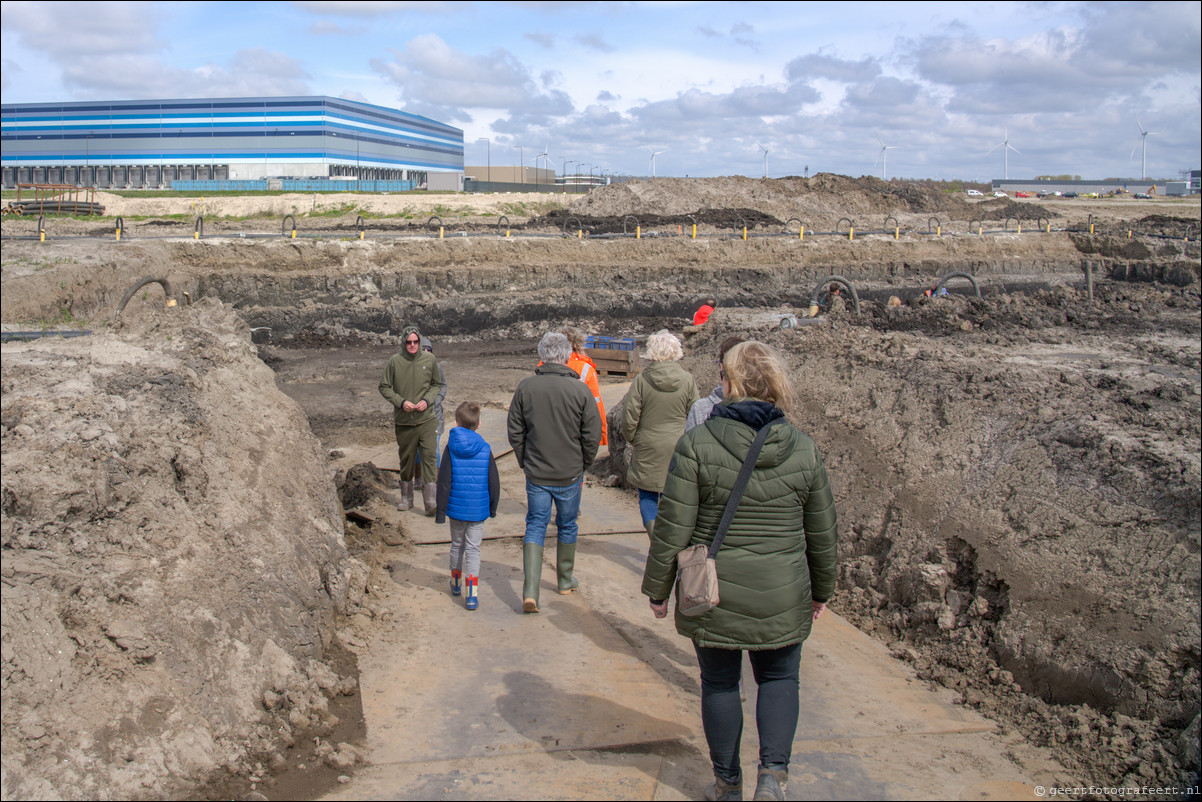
972 198 1054 221
540 207 784 234
679 284 1201 790
1 299 363 799
568 174 994 229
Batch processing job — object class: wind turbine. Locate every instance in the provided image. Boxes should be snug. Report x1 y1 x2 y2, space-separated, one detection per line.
647 147 666 178
535 144 551 187
986 128 1021 180
756 143 769 178
873 134 898 180
1131 118 1158 180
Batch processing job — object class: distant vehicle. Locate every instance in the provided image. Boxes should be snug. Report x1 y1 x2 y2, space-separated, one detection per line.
1134 193 1152 199
1080 192 1099 199
993 191 1008 198
1014 191 1032 198
966 189 984 197
1036 191 1052 198
1062 192 1078 198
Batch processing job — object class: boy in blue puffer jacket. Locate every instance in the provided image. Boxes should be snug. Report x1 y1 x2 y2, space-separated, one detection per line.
435 402 500 610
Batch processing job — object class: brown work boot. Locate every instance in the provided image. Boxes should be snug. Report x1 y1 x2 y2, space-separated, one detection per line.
704 773 743 801
752 766 787 801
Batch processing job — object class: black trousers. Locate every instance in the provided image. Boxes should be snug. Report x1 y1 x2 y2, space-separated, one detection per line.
693 641 802 783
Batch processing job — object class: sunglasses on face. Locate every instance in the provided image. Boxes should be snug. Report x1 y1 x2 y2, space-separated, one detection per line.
405 338 420 345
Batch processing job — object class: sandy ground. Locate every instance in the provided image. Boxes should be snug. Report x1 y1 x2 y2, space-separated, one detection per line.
1 177 1199 800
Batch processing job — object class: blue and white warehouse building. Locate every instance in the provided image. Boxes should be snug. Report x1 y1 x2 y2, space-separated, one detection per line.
0 96 464 189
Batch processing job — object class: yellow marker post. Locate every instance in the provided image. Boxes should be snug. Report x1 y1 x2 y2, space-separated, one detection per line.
440 227 445 239
937 225 942 236
692 224 697 239
577 229 582 239
116 228 122 242
505 230 510 238
1017 223 1022 234
291 228 296 239
894 227 899 240
849 227 854 241
194 231 199 240
742 227 748 241
40 231 46 242
800 225 804 241
636 226 641 239
359 230 365 240
1090 223 1095 234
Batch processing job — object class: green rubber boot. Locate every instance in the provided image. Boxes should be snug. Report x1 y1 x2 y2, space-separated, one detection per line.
522 543 544 613
556 542 579 594
644 518 656 540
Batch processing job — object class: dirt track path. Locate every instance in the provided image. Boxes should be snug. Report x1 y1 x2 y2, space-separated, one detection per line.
294 379 1069 800
322 526 1066 800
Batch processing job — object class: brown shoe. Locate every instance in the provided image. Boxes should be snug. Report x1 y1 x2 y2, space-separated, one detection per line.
752 766 786 801
704 773 743 801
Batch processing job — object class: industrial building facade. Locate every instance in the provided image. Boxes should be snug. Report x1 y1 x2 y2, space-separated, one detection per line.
0 96 464 189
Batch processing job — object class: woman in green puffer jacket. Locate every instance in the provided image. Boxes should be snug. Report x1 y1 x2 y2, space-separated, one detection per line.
621 329 699 534
641 341 837 802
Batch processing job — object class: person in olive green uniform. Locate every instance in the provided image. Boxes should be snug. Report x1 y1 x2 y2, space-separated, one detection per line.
379 326 445 515
641 341 837 802
621 329 698 536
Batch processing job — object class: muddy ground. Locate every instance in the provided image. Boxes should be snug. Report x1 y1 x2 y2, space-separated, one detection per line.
1 178 1199 800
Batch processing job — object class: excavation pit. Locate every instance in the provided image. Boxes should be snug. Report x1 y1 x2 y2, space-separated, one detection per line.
2 182 1199 799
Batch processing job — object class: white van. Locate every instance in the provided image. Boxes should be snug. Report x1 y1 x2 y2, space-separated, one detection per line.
966 189 984 197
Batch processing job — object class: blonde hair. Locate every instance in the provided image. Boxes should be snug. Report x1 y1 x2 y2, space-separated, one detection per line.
645 329 684 362
722 341 795 414
563 327 588 353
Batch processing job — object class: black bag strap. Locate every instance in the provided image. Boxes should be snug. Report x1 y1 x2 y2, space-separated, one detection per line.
707 420 780 559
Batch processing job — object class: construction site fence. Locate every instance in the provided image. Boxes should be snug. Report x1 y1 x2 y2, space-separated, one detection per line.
6 215 1197 245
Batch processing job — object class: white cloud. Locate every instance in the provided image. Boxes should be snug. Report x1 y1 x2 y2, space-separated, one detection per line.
3 1 163 57
524 31 556 49
369 34 575 118
309 20 366 36
291 0 456 16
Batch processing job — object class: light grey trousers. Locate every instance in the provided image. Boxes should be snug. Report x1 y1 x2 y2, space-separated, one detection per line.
448 518 484 578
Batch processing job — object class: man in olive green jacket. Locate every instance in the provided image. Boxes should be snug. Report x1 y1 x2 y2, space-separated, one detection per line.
507 332 602 614
379 326 444 514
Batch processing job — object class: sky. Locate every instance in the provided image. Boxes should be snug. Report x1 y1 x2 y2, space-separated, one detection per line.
2 0 1199 182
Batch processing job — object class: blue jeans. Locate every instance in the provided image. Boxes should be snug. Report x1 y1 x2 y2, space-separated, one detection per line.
523 477 582 546
694 642 802 784
638 489 660 526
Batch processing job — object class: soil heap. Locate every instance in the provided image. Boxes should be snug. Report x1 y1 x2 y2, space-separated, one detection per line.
1 299 363 799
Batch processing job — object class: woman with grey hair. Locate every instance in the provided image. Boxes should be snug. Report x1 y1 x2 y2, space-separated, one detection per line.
621 329 699 535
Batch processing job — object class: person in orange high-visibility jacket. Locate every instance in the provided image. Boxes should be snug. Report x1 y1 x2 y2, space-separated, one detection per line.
564 328 608 447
